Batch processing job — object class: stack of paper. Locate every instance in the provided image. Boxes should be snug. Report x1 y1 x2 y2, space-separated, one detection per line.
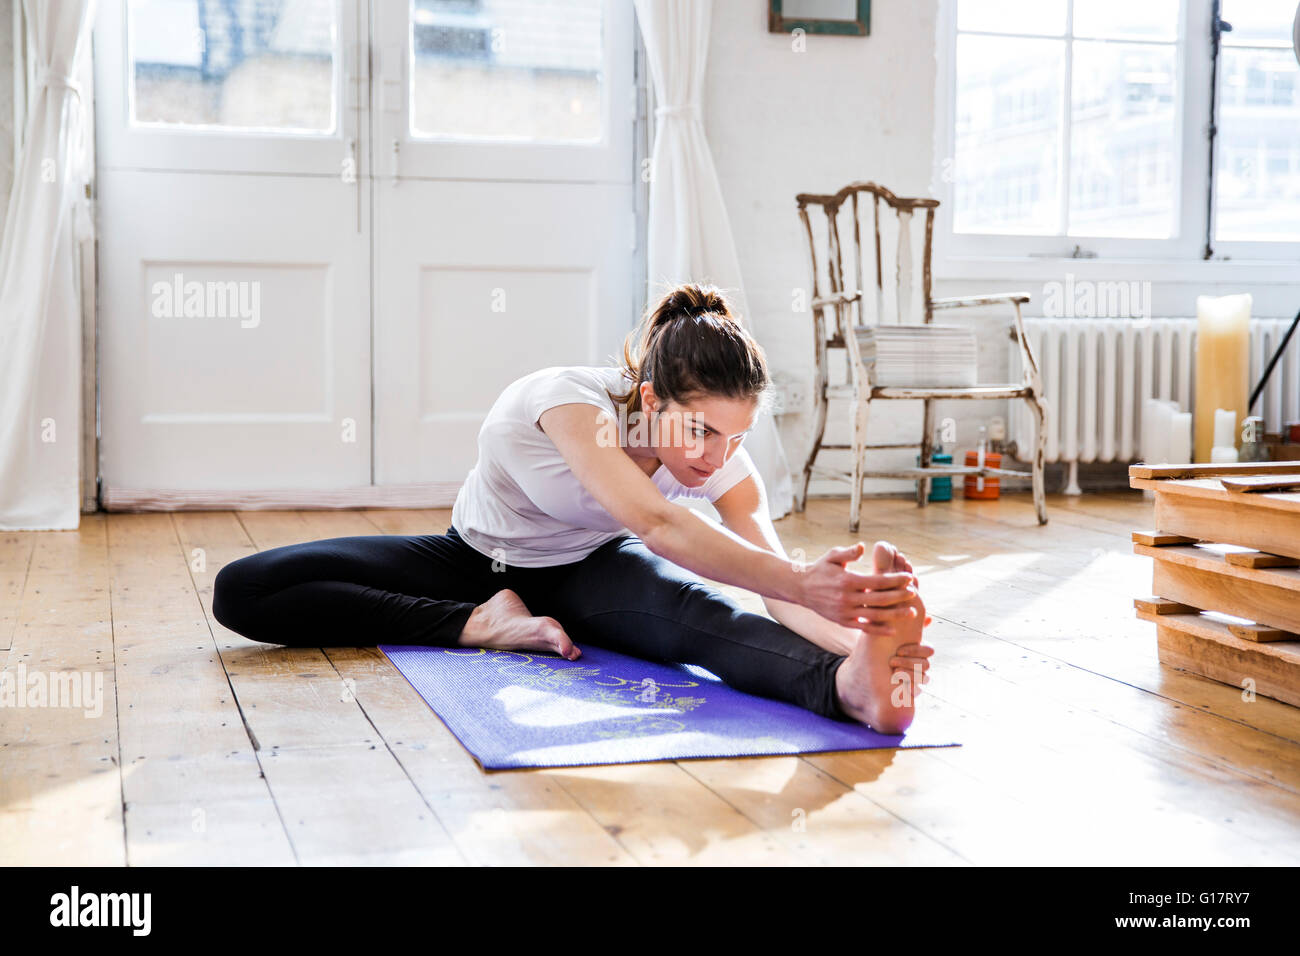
855 324 978 387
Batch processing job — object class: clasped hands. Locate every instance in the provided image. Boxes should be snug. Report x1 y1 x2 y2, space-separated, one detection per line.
794 540 933 683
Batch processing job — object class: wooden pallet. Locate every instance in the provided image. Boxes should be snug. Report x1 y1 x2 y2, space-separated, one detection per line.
1129 462 1300 707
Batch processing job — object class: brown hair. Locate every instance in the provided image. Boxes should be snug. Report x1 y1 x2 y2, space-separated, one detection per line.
608 283 772 417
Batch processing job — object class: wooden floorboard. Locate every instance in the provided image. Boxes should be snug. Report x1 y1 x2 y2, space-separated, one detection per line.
3 490 1298 864
180 509 465 865
0 531 36 653
0 518 122 865
108 513 290 865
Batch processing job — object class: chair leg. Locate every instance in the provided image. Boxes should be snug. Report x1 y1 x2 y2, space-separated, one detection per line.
1026 391 1049 525
795 468 811 513
917 397 934 509
849 396 871 534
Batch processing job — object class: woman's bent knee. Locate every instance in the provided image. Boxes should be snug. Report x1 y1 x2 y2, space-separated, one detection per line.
212 555 259 636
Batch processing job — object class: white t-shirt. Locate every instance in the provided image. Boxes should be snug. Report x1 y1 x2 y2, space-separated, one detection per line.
451 365 759 567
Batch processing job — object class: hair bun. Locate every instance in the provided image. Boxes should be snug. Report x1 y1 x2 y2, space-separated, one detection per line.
666 283 734 323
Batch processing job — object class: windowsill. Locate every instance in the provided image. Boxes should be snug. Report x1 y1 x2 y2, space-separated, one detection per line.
934 252 1300 285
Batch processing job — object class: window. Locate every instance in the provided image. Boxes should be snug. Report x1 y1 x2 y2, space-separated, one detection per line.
939 0 1300 261
409 0 605 143
1215 0 1300 241
128 0 338 134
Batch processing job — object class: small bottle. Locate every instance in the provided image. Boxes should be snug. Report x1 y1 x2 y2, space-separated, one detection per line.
987 416 1007 456
922 426 954 502
962 426 1001 499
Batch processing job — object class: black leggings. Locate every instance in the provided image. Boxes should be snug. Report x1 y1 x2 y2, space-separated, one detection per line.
211 526 849 720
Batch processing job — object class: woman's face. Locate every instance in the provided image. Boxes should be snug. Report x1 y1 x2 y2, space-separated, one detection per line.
640 383 758 488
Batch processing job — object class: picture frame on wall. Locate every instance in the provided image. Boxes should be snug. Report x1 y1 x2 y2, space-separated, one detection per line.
767 0 871 36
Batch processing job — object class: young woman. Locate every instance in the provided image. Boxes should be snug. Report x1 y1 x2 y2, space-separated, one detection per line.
213 283 933 733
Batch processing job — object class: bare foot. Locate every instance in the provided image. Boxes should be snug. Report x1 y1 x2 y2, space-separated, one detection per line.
872 540 934 712
832 541 932 732
458 589 581 660
835 629 916 734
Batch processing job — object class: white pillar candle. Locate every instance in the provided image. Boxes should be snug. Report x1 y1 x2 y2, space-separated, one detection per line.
1213 407 1237 449
1170 411 1193 464
1149 400 1174 463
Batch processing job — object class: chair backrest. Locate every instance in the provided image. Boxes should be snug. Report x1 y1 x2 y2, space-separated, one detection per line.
795 182 938 343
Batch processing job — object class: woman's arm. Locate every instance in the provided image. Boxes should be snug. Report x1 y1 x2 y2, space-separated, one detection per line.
537 402 914 626
710 471 925 656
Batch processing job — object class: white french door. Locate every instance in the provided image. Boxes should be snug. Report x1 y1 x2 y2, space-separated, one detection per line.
95 0 637 505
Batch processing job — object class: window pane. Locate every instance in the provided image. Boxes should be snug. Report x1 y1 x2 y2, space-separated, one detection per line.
953 36 1063 233
957 0 1066 36
1072 0 1179 42
410 0 604 142
128 0 337 132
1070 41 1177 237
1216 48 1300 241
1221 0 1297 47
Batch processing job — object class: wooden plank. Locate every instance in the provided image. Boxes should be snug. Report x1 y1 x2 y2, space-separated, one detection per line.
106 513 293 865
1132 530 1198 547
1134 596 1199 615
1140 544 1300 635
675 755 963 866
179 510 467 865
1140 613 1300 709
1129 461 1300 480
1226 550 1300 570
1228 623 1298 644
0 517 123 866
1149 491 1300 561
1133 477 1300 532
0 532 35 652
812 691 1298 864
1221 475 1300 493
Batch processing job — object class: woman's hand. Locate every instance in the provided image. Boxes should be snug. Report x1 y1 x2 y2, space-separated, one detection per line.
795 542 917 629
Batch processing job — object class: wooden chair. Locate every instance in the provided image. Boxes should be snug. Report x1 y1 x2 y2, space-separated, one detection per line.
794 181 1049 531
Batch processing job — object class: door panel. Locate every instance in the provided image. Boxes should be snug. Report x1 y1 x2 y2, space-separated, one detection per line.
373 178 632 484
98 170 371 490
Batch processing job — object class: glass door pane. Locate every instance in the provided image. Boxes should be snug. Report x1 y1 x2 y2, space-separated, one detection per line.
410 0 604 143
374 0 631 182
128 0 339 132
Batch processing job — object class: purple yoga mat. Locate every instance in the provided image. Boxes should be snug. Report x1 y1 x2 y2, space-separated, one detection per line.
379 642 959 770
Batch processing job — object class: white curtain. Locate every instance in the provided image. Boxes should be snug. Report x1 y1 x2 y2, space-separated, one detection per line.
633 0 794 519
0 0 95 530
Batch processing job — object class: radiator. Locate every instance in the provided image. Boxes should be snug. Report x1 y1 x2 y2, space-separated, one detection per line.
1008 317 1300 494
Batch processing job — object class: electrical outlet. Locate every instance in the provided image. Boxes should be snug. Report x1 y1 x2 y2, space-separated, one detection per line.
772 376 809 416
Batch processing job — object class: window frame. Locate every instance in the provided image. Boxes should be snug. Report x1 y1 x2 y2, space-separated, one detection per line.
933 0 1300 277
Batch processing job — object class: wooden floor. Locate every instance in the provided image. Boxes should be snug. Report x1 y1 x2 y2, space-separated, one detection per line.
3 491 1299 865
